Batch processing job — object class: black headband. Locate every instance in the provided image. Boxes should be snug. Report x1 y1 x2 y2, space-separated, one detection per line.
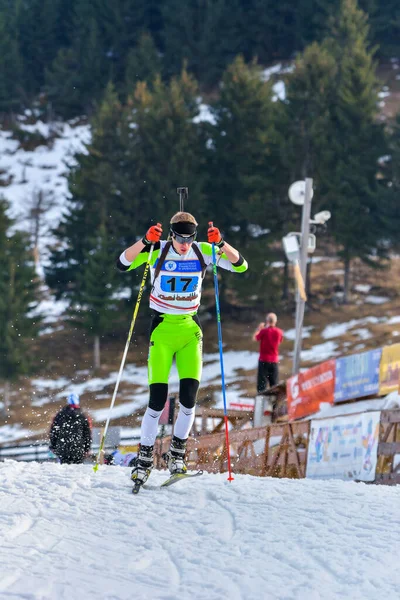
170 221 197 236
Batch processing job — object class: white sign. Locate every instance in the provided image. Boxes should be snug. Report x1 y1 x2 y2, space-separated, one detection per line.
306 411 380 482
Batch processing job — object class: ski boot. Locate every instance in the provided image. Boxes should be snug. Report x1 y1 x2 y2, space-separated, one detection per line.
162 436 188 475
131 444 154 494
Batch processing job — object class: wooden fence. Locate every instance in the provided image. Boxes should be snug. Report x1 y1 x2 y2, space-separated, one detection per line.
3 409 400 485
154 421 310 479
375 410 400 485
155 409 400 484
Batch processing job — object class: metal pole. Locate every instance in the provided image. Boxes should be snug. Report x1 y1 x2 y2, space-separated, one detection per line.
292 178 313 375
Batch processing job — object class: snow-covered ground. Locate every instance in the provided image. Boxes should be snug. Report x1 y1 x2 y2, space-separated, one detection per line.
0 120 91 265
1 461 400 600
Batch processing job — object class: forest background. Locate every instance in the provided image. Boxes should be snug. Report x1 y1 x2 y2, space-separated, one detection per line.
1 0 400 423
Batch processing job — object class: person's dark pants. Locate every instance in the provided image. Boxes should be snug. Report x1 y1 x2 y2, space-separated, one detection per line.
257 361 279 393
57 450 85 464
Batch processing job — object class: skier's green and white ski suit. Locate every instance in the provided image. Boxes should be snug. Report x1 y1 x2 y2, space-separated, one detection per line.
118 240 248 444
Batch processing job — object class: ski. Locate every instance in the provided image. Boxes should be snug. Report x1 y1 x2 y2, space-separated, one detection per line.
132 470 203 494
160 470 203 488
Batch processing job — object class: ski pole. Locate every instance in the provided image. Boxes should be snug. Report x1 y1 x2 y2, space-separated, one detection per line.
93 239 157 472
208 221 234 481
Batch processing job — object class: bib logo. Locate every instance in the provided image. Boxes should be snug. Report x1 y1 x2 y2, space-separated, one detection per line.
165 261 177 271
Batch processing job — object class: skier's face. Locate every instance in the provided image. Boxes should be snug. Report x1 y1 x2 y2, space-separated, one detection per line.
171 231 196 255
172 236 193 255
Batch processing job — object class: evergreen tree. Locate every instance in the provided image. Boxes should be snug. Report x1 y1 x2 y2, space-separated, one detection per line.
323 0 389 301
283 43 337 184
46 83 129 298
125 69 206 225
46 70 205 304
45 0 112 117
379 114 400 252
162 0 242 87
0 6 23 111
100 0 165 86
124 32 162 95
69 225 119 370
207 56 284 307
277 42 337 298
17 0 63 95
282 43 337 293
0 199 40 410
363 0 400 57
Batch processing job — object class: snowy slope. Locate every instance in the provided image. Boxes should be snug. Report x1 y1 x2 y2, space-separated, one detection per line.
1 462 400 600
0 121 90 254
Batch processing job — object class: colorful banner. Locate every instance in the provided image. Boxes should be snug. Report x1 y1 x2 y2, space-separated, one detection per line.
287 360 335 420
334 348 382 403
306 411 380 481
379 343 400 395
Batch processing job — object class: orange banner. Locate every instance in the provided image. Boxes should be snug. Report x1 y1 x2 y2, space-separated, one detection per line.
379 343 400 396
287 360 336 420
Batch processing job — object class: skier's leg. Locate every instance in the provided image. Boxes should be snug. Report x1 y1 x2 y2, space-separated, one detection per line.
166 317 202 473
132 317 175 484
141 317 174 446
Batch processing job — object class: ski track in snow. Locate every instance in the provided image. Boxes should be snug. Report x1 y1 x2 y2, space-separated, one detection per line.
1 462 400 599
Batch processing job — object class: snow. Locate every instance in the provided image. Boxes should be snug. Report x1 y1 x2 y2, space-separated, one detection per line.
364 295 389 304
351 328 372 340
0 120 91 264
321 317 382 340
0 425 34 444
193 102 216 125
270 260 285 268
388 316 400 325
261 63 294 81
285 326 313 341
299 341 340 362
354 284 372 293
1 461 400 599
272 81 286 101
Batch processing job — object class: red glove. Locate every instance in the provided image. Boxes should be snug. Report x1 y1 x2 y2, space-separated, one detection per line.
143 223 162 245
208 222 224 247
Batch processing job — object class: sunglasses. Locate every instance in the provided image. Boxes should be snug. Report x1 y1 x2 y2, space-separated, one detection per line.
171 231 196 244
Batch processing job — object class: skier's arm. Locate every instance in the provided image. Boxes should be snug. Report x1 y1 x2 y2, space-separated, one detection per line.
218 241 239 264
199 242 248 273
205 224 248 272
117 223 163 271
124 239 148 263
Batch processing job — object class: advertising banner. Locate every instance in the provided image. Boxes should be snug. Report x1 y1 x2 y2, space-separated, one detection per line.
306 411 380 482
379 343 400 395
334 348 382 403
287 360 335 420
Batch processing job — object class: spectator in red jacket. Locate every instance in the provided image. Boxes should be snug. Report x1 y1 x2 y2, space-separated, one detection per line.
252 313 284 393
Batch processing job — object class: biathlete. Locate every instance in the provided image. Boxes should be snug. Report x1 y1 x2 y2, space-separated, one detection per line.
117 212 248 485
